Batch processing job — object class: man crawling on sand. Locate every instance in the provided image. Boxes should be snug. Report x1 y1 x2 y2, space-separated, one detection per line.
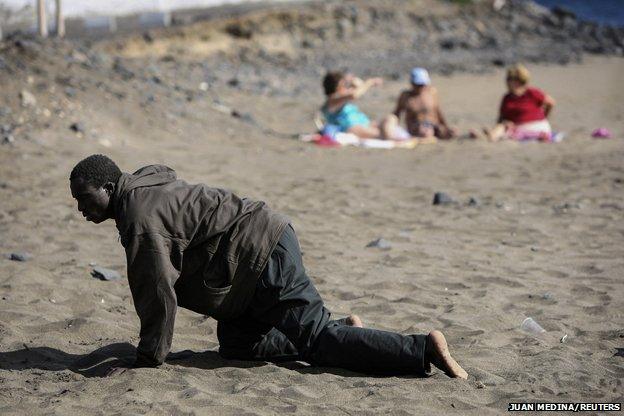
69 154 468 379
392 67 457 141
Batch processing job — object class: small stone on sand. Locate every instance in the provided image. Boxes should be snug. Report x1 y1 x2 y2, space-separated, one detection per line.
91 267 122 281
8 252 33 262
366 238 392 250
433 192 454 205
70 122 85 134
19 90 37 107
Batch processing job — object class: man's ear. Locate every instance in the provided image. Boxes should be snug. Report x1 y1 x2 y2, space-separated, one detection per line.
103 181 115 196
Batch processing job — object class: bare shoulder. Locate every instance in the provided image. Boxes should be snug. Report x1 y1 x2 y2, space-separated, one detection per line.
399 89 410 98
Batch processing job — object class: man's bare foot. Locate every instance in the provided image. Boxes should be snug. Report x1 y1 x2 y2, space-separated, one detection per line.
425 330 468 379
346 314 363 328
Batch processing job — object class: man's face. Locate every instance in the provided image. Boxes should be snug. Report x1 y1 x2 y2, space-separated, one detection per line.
70 177 112 224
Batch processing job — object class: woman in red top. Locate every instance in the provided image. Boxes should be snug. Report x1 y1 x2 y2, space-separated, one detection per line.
486 64 556 141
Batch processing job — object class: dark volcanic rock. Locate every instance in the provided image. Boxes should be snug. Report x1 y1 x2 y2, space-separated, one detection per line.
231 110 257 125
366 238 392 250
70 122 85 134
552 6 577 21
64 87 78 97
433 192 454 205
225 22 253 39
1 124 15 145
91 267 122 281
8 252 33 262
113 58 135 80
143 31 156 43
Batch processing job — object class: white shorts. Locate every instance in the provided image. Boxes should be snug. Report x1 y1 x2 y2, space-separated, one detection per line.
511 119 552 140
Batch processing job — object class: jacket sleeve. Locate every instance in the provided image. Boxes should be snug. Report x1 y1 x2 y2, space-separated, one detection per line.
124 232 179 367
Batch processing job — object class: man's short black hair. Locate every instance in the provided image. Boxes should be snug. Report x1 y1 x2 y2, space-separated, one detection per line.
70 154 122 188
323 71 344 96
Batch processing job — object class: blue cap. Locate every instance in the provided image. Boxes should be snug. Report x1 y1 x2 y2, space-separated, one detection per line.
410 67 431 85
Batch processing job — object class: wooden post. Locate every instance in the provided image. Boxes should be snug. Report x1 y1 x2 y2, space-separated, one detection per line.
37 0 48 38
163 11 171 27
55 0 64 37
109 16 117 33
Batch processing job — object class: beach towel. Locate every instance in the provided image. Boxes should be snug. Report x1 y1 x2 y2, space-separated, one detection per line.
300 132 417 149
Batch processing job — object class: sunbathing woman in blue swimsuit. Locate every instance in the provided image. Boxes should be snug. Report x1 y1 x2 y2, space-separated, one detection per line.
322 71 410 141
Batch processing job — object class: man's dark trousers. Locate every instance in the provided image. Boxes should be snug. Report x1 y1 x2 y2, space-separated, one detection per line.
217 226 427 374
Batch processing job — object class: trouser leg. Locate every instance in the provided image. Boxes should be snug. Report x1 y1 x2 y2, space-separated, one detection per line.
310 326 427 375
216 224 326 361
246 225 331 358
217 315 299 362
245 225 428 375
217 316 357 362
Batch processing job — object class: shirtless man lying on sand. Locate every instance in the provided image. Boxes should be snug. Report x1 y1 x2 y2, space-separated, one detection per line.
391 67 457 141
70 154 468 379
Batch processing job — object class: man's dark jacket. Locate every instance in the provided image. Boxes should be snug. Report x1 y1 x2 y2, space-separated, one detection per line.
112 165 289 367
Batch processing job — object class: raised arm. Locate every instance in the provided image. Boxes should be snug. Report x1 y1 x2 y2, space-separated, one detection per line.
326 77 383 110
350 77 383 99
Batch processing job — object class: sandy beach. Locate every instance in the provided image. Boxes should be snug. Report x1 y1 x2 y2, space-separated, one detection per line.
1 1 623 414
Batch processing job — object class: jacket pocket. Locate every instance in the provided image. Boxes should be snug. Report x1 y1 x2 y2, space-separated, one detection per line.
201 282 232 295
201 282 231 314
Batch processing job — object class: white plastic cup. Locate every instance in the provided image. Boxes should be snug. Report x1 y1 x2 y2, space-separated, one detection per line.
521 317 546 334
